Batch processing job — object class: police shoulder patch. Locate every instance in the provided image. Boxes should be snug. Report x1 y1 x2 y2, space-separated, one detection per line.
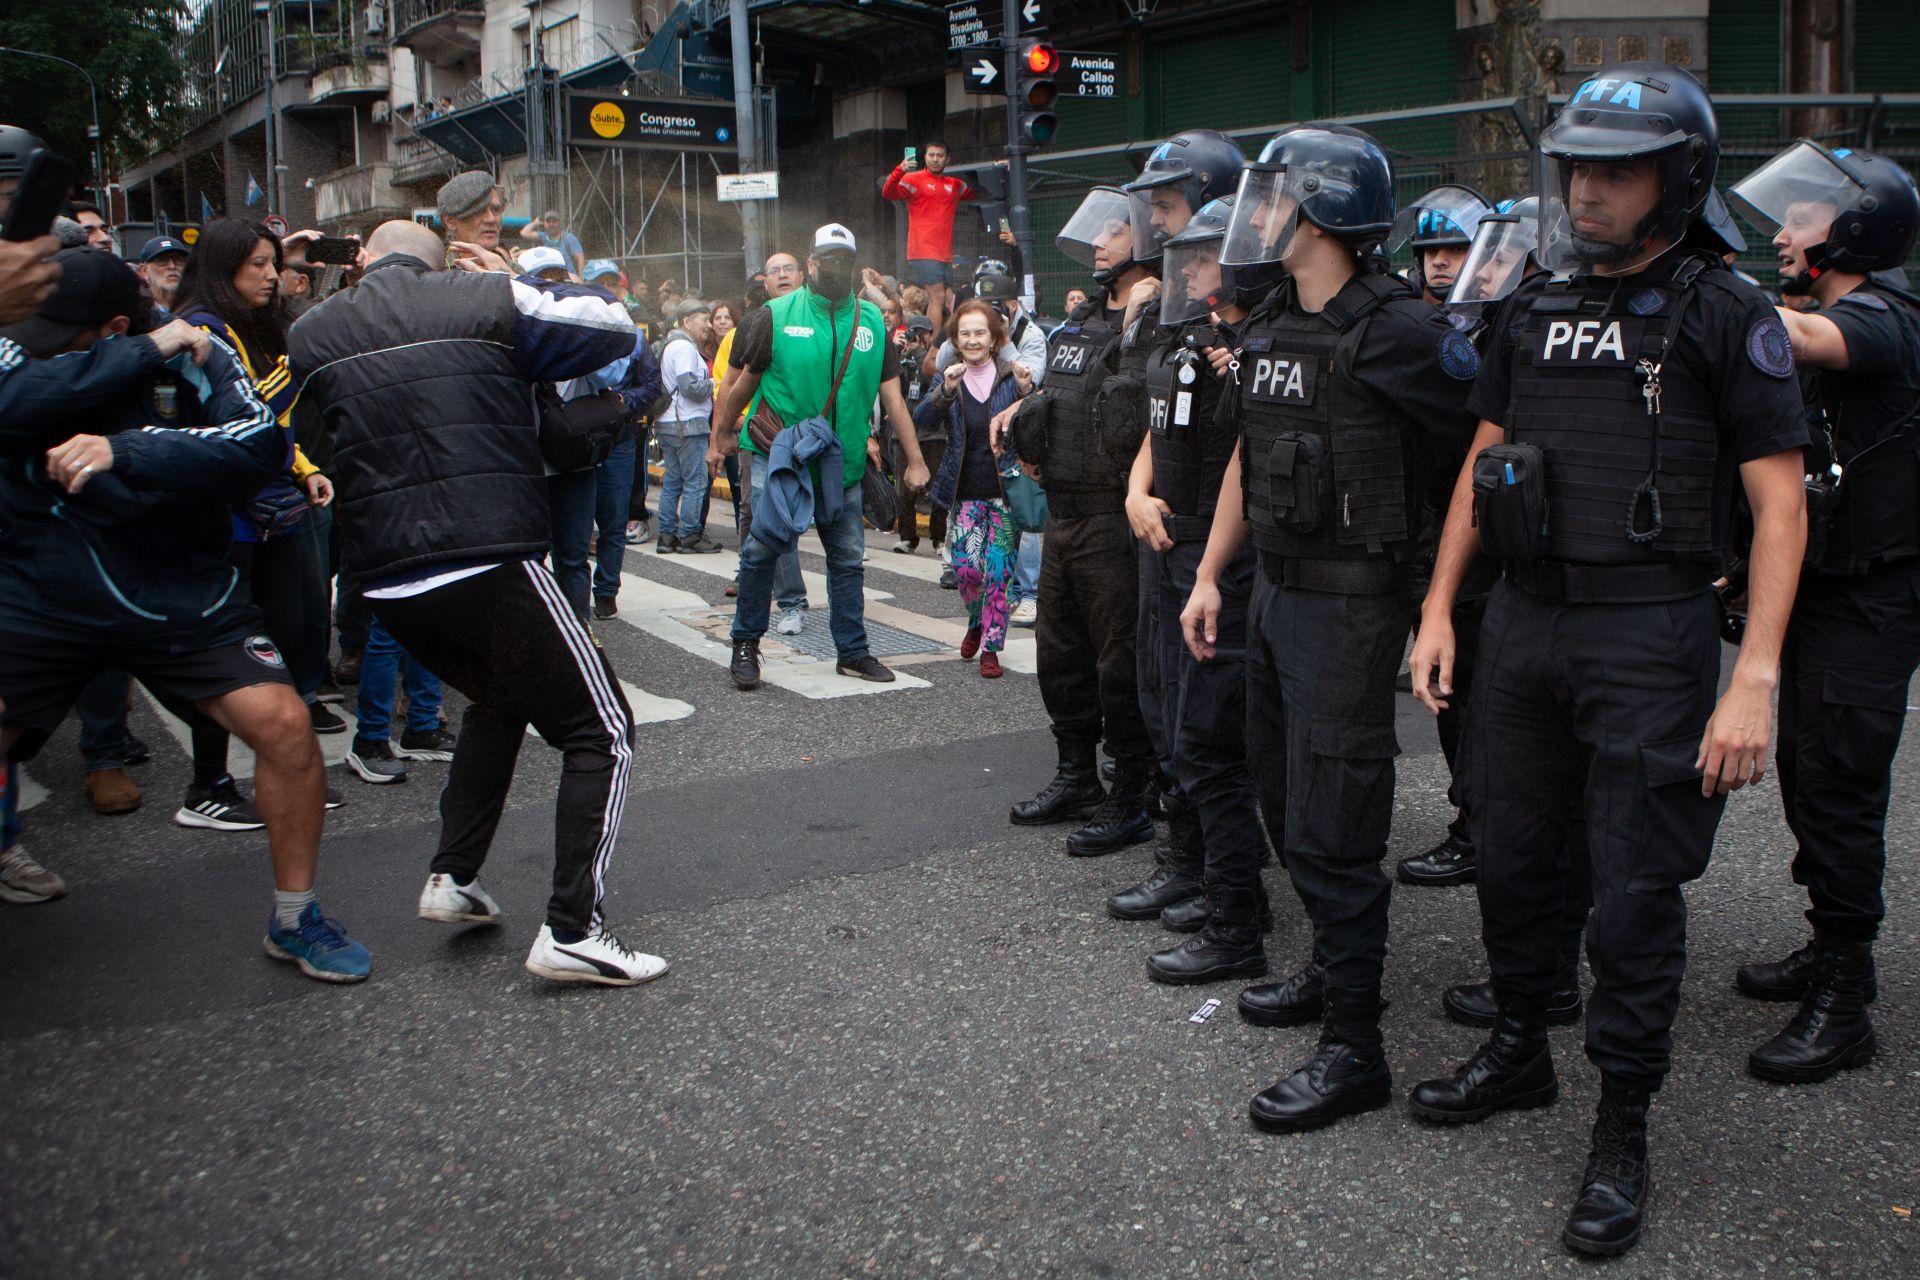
1628 288 1667 316
1746 315 1796 378
1438 328 1480 381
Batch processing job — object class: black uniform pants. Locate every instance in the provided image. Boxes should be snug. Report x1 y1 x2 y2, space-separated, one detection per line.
1035 511 1151 766
375 559 636 935
1245 576 1411 994
1468 581 1725 1088
1777 562 1920 945
1433 592 1487 849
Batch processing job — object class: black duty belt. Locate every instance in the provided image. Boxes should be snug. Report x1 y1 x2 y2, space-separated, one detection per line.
1503 559 1718 604
1045 490 1126 519
1162 513 1214 543
1259 555 1407 595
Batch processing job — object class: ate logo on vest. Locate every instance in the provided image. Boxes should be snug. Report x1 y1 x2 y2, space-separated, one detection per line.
1244 354 1317 405
1536 317 1645 365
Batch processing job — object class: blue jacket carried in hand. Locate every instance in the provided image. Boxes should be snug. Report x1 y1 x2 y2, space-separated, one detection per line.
751 415 843 555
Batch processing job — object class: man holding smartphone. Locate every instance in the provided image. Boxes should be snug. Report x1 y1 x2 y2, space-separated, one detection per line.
883 141 979 336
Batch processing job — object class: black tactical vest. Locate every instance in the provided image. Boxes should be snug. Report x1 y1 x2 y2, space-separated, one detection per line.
1501 254 1721 566
1235 272 1421 565
1143 310 1234 521
1803 285 1920 575
1034 295 1135 514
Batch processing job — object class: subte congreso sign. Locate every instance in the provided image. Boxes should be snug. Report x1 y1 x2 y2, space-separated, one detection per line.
566 95 738 152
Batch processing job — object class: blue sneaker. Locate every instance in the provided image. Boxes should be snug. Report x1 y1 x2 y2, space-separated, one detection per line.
263 902 372 983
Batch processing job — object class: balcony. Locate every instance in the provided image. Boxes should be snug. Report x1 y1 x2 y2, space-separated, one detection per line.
392 0 484 66
313 163 406 224
309 53 392 105
389 133 461 186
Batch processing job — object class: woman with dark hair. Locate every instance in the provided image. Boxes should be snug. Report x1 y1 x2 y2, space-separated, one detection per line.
170 220 344 831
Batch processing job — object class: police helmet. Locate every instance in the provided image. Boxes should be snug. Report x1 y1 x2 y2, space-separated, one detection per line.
1730 140 1919 292
1222 124 1396 286
1693 187 1747 257
1162 196 1265 325
0 124 44 179
1122 130 1246 266
1057 185 1142 286
1447 195 1544 307
1390 185 1493 295
1537 62 1719 273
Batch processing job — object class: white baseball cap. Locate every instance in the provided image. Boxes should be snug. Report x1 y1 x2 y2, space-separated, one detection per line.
520 246 569 276
812 223 858 254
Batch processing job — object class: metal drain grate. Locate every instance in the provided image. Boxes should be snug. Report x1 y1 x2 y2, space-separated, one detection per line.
776 614 948 660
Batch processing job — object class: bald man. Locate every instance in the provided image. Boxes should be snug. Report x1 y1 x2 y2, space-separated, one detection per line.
288 219 671 987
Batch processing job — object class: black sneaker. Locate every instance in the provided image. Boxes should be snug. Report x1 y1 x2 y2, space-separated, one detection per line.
836 655 896 683
591 597 619 620
315 681 347 705
730 639 762 691
656 534 681 555
325 785 346 811
175 775 266 831
678 534 724 554
308 702 349 735
397 726 459 762
938 566 958 590
121 734 151 767
346 738 409 785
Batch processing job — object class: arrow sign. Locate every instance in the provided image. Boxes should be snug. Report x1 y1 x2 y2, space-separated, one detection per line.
1021 0 1044 26
963 57 1002 94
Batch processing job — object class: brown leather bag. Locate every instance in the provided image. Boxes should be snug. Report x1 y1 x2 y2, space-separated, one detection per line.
745 316 861 452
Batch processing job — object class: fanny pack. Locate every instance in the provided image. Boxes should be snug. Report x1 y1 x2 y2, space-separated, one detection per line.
538 384 628 474
243 485 310 540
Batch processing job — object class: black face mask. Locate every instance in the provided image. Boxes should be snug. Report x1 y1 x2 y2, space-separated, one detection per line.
812 253 858 300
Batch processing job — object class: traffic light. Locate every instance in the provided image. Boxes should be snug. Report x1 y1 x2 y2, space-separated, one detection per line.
1017 41 1058 147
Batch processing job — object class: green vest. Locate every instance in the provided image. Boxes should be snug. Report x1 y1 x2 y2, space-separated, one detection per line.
740 286 887 490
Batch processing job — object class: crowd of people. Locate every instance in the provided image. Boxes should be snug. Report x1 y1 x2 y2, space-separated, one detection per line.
2 54 1918 1260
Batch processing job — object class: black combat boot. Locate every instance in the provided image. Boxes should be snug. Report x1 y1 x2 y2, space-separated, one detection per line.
1562 1076 1652 1257
1442 979 1583 1028
1146 884 1268 985
1010 738 1104 826
1408 997 1559 1123
1747 940 1878 1084
1163 876 1274 933
1237 957 1325 1028
1107 808 1204 920
1248 986 1392 1133
1394 832 1476 886
1065 760 1155 856
1736 936 1878 1003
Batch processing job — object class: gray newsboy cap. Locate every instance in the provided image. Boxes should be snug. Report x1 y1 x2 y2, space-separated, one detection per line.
436 170 502 222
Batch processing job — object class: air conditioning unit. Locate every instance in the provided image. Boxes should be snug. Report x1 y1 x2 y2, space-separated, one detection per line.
371 101 390 123
365 1 386 34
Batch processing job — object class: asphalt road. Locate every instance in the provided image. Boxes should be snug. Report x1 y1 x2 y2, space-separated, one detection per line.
3 525 1916 1278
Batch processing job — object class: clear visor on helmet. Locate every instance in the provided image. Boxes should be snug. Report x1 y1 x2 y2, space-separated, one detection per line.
1387 185 1488 251
1222 168 1305 267
1161 235 1229 326
1126 180 1196 264
1446 215 1539 306
1538 150 1694 275
1056 188 1136 271
1728 140 1859 243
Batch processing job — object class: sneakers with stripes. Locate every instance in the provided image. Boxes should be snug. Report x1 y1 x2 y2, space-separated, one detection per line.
396 726 459 762
175 775 266 831
525 923 667 986
418 872 502 924
346 737 409 785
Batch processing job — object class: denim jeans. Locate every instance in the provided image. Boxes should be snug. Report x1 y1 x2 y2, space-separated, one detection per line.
627 424 653 521
592 437 637 603
354 615 444 742
733 453 865 658
547 468 597 617
1 760 19 853
76 669 133 772
1011 532 1041 605
655 422 712 539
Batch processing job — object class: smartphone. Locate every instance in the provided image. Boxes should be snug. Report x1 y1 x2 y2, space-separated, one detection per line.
2 150 79 243
904 146 917 165
306 235 360 265
1000 217 1012 236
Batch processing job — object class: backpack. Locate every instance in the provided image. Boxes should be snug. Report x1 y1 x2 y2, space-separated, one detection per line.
536 383 627 473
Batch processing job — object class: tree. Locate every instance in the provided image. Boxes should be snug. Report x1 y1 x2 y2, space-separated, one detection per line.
0 0 188 193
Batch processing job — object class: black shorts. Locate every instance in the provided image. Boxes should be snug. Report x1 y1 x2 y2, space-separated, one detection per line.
906 258 956 289
0 629 293 762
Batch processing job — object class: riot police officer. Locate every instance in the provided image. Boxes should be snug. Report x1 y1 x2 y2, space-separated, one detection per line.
1407 64 1810 1257
1728 141 1920 1085
1179 124 1481 1130
1004 186 1158 854
1106 196 1281 985
1391 184 1494 309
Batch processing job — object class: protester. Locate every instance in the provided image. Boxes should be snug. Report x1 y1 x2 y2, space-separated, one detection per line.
69 203 113 253
135 236 189 312
344 616 453 784
520 209 585 275
654 298 720 555
437 170 505 254
882 142 980 334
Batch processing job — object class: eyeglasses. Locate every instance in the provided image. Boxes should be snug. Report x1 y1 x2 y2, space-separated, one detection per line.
766 264 801 276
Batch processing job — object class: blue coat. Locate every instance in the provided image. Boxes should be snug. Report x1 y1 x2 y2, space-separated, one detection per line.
753 414 844 554
917 360 1025 510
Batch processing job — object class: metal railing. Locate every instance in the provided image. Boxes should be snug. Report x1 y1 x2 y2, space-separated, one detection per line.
391 0 484 39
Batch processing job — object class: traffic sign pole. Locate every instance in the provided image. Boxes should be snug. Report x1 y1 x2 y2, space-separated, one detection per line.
1001 0 1034 302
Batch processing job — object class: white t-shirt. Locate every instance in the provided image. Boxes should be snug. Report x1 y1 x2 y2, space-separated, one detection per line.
658 333 713 424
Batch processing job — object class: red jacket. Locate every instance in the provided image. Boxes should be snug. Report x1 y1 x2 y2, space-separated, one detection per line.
882 165 979 263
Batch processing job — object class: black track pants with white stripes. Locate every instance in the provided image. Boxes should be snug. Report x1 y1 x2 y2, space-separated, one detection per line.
374 559 635 934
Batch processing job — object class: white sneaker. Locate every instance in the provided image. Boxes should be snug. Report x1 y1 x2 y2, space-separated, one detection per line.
775 605 807 636
1010 599 1038 628
0 847 66 905
525 923 667 986
417 873 502 923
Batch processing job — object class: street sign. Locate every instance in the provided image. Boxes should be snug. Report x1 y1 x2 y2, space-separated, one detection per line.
963 57 1002 94
1058 50 1121 99
948 0 1046 51
1019 0 1046 30
565 94 738 152
263 214 289 237
716 171 780 202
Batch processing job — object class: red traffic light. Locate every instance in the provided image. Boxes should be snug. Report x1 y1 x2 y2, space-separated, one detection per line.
1024 43 1059 75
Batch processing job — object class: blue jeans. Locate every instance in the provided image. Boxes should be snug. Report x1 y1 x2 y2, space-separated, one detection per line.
76 669 133 772
655 423 712 539
2 760 21 852
1011 532 1041 605
354 616 443 742
733 453 865 658
547 468 597 617
593 437 637 603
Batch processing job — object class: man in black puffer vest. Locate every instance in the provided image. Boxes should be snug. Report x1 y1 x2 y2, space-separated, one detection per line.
290 221 662 988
